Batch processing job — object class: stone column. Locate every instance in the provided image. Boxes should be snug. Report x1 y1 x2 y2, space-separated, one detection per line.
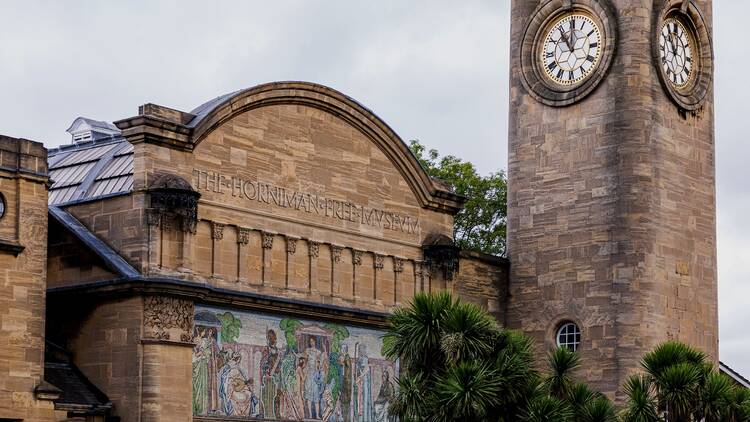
261 231 275 285
330 245 343 296
141 296 194 422
285 236 298 288
237 227 251 283
373 253 384 301
210 222 224 279
308 240 319 292
393 257 404 305
353 249 363 299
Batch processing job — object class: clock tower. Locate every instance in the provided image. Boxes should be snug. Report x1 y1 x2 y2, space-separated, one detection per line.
506 0 717 398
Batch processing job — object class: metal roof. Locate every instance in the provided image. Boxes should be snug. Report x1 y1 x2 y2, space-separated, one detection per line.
720 361 750 389
48 137 133 205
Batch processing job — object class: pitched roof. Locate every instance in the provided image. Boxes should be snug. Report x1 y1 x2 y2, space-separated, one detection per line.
48 137 133 205
720 361 750 389
44 362 112 414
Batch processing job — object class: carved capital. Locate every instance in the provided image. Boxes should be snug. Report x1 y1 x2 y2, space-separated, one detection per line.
308 240 320 258
394 257 405 273
143 296 194 342
414 260 424 276
237 227 251 245
286 237 298 255
261 232 275 249
353 250 364 266
331 245 343 263
374 253 385 270
211 222 224 240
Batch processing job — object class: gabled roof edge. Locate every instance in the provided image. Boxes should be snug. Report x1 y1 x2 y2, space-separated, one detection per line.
48 206 140 278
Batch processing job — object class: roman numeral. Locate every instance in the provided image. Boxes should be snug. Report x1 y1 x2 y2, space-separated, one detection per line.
549 62 558 71
557 69 564 79
678 74 684 84
686 57 692 63
586 55 595 62
588 29 595 37
546 52 554 58
590 42 598 48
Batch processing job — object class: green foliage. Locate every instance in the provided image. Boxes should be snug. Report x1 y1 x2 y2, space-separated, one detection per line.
383 292 613 421
521 395 573 422
544 346 581 399
621 340 750 422
279 318 302 351
217 312 241 344
409 140 507 256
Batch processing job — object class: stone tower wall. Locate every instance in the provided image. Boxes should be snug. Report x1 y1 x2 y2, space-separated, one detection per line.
0 136 58 420
506 0 717 398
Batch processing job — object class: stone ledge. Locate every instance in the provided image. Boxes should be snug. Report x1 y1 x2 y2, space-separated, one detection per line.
0 239 25 256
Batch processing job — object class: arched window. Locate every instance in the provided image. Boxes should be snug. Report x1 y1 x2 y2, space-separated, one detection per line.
556 322 581 351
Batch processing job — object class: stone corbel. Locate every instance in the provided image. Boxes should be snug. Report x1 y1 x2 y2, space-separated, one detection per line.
331 245 343 263
308 240 320 258
262 231 275 249
211 222 224 240
353 249 364 266
374 253 385 270
286 237 298 255
237 227 251 245
393 257 405 273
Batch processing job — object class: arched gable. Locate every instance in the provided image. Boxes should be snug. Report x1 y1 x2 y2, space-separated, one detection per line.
184 82 463 214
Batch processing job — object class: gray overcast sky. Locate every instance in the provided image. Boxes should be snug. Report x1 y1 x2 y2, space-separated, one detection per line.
1 1 746 376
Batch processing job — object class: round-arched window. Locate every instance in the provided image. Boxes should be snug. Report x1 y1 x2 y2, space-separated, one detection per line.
556 322 581 351
0 193 5 220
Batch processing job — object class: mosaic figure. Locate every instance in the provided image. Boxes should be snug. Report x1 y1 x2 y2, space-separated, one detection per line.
192 306 397 421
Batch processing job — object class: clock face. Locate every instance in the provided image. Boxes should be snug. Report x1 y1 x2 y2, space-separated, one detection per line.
659 18 694 88
540 13 602 86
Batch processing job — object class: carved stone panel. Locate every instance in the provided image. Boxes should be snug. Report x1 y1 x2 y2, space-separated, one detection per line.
143 296 194 343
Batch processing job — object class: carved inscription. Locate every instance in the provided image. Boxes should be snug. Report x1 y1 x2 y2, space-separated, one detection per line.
193 169 421 235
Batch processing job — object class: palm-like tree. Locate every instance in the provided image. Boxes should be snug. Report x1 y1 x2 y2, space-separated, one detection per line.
383 292 618 421
621 341 749 422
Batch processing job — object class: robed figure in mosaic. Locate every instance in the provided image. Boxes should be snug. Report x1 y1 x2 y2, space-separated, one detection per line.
192 307 397 421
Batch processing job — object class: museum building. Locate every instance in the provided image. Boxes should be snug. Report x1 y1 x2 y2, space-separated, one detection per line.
0 82 508 422
1 0 742 420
